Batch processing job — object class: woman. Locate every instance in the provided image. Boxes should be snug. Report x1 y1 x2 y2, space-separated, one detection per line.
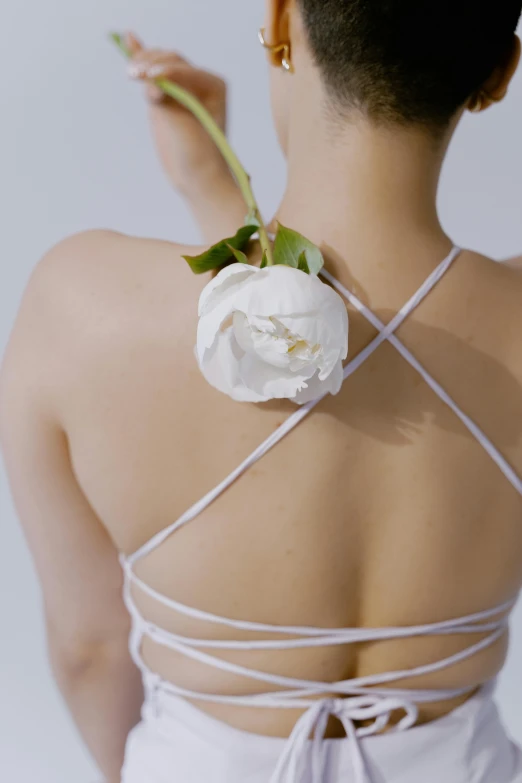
1 1 522 782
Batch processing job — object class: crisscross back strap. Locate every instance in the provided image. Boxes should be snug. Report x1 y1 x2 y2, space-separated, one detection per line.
321 267 522 495
127 245 521 566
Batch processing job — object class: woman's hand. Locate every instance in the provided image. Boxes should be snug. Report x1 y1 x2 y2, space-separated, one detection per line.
126 32 231 197
125 32 248 243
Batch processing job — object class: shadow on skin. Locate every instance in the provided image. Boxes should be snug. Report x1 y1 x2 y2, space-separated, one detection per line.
326 312 522 450
262 311 522 453
220 238 522 454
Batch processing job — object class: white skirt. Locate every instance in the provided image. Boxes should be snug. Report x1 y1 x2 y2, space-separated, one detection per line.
121 678 522 783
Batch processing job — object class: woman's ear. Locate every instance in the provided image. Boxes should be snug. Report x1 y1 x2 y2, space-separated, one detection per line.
482 35 521 106
263 0 293 69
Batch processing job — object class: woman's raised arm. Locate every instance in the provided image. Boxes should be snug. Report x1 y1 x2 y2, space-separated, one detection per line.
125 32 248 243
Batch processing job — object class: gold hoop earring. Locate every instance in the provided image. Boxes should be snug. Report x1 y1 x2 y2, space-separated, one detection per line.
469 89 505 113
258 28 293 72
468 91 485 113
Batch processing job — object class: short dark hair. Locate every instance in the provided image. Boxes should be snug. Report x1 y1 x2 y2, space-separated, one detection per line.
299 0 522 130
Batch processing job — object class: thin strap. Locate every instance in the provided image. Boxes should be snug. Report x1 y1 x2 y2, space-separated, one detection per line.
122 556 516 636
125 613 506 703
130 246 495 564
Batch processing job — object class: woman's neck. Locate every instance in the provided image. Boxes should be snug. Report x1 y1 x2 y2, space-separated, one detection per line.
275 94 458 297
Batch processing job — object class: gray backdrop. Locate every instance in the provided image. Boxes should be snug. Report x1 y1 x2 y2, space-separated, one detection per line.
1 2 521 781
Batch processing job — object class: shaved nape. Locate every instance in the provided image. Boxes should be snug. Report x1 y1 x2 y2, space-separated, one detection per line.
299 0 522 130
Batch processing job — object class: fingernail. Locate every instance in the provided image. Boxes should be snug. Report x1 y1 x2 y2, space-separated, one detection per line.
147 65 165 78
127 63 145 78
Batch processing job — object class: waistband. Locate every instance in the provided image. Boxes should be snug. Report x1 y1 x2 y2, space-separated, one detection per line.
132 674 521 783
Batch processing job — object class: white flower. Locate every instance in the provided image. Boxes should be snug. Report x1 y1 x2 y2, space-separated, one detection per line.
196 263 349 404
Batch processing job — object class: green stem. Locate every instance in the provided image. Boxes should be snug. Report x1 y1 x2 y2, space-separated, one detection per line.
110 32 274 265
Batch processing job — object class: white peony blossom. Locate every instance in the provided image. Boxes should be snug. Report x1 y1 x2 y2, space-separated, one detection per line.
196 263 349 404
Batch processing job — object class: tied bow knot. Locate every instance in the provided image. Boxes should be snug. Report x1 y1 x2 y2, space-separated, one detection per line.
269 694 418 783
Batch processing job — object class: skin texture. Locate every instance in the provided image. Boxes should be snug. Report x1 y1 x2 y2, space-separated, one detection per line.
1 3 522 780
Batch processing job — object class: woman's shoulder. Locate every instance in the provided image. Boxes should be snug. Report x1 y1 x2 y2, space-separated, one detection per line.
454 246 522 298
1 230 209 415
458 247 522 276
24 229 210 334
35 228 205 299
453 248 522 373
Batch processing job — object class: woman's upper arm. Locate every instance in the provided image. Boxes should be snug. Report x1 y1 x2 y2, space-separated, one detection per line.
0 233 130 659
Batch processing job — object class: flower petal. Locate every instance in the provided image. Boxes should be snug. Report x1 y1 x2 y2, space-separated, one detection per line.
276 296 348 360
196 270 258 357
234 266 348 358
198 263 258 317
197 330 268 403
238 353 316 399
291 359 344 404
230 265 327 318
233 312 293 369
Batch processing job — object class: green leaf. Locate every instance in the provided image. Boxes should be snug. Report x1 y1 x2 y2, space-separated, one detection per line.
297 251 309 274
183 224 258 274
260 250 268 269
226 244 249 264
273 223 324 275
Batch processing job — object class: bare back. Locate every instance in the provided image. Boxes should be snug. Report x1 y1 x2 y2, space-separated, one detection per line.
28 230 522 735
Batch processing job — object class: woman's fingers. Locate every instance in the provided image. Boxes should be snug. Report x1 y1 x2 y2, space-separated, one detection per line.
124 38 226 120
129 59 225 103
128 50 188 77
127 52 189 105
124 32 144 56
